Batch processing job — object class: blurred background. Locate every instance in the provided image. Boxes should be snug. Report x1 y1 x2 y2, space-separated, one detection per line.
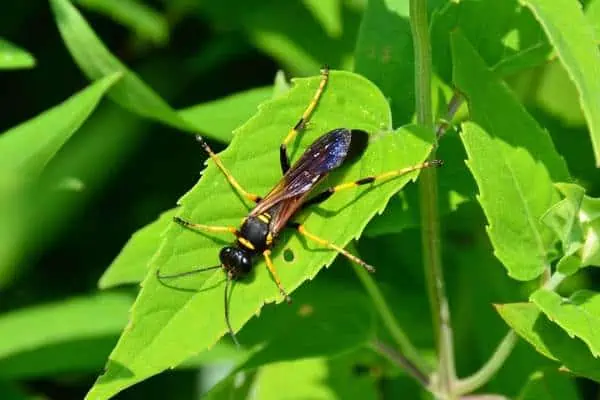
1 0 599 399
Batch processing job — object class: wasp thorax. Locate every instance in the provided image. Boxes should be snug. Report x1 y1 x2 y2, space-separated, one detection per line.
219 246 252 279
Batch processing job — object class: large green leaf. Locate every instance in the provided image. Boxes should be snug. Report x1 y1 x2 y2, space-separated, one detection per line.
497 302 600 382
517 369 581 400
520 0 600 167
76 0 169 45
531 289 600 358
99 208 177 289
453 31 568 281
0 73 121 178
86 71 435 399
50 0 192 132
0 38 35 70
460 120 558 281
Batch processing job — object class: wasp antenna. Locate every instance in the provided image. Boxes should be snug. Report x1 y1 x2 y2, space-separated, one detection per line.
224 277 240 347
156 265 221 280
195 135 206 143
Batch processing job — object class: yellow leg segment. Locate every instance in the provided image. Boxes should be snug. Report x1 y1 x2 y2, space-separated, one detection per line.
303 160 442 208
333 160 442 192
174 216 238 235
195 136 261 203
263 250 292 303
296 224 375 273
282 66 330 147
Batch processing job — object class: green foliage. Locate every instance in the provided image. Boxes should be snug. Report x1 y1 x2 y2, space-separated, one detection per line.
0 293 131 379
86 71 435 400
178 87 273 143
99 208 176 289
517 370 581 400
521 0 600 167
497 302 600 383
51 0 192 132
0 38 35 70
76 0 169 45
531 289 600 358
0 73 120 179
1 0 600 398
454 30 567 280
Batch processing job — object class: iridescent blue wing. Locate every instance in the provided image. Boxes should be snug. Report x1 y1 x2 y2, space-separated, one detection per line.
250 128 353 216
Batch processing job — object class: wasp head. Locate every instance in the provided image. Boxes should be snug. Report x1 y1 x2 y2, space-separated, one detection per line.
219 246 252 279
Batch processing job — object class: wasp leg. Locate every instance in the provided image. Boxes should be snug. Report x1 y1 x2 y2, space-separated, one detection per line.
195 136 261 203
302 159 443 208
279 66 330 174
289 222 375 273
174 216 239 235
263 250 292 303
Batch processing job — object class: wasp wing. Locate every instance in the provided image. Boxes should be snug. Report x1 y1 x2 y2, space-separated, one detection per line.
251 128 353 217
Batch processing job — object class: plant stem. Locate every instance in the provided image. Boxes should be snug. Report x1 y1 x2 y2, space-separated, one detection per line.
410 0 457 397
454 330 518 395
544 271 566 291
371 338 430 388
348 243 429 376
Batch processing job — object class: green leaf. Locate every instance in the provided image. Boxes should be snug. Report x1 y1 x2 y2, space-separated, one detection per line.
520 0 600 167
50 0 192 132
202 370 256 400
86 71 435 399
0 73 121 178
76 0 169 45
517 369 581 400
354 0 414 124
453 31 569 281
251 355 378 400
0 38 35 70
581 195 600 267
99 208 177 289
204 348 379 400
301 0 342 37
460 120 559 281
534 61 588 127
0 293 130 362
431 0 552 81
0 336 118 379
496 302 600 382
541 183 585 275
587 0 600 41
236 283 374 370
179 87 273 143
198 0 361 75
531 289 600 358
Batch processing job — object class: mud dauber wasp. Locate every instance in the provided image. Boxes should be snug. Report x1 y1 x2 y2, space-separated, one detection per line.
158 67 441 345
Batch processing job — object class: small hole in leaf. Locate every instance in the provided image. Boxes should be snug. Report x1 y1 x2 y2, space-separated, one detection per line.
283 248 294 262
